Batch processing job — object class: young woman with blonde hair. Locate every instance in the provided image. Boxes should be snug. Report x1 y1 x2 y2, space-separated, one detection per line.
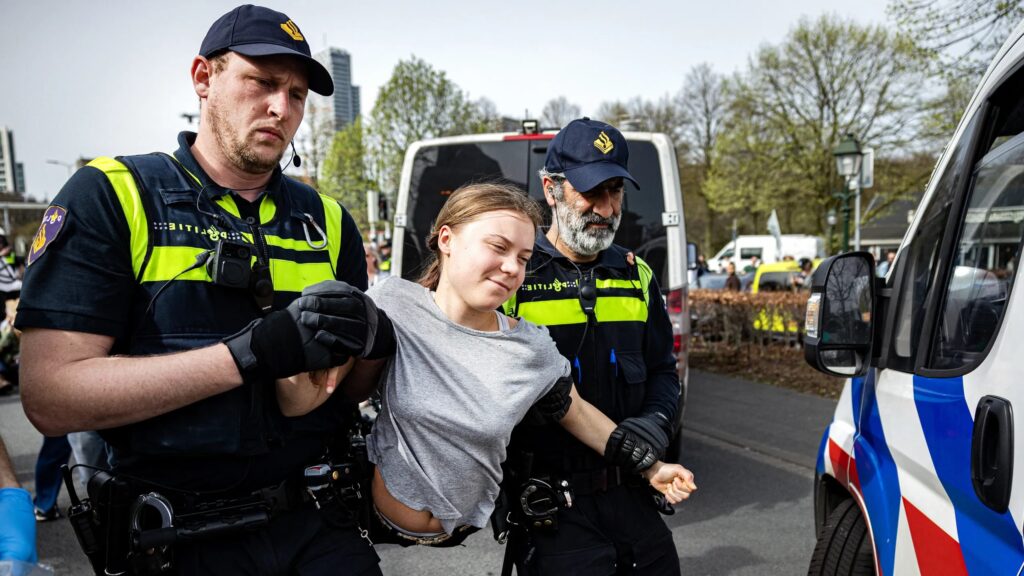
279 182 696 546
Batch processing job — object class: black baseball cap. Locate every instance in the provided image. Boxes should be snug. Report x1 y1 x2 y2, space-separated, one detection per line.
200 5 334 96
545 118 638 192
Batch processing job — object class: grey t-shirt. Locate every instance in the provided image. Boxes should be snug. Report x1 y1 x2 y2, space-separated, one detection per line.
365 277 569 534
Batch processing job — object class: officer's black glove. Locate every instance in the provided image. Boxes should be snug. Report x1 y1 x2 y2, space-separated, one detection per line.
295 280 396 360
618 414 672 460
603 426 657 473
524 376 573 425
223 290 347 383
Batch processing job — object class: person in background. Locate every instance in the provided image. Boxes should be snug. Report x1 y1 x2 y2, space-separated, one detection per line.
725 261 742 291
876 250 896 277
364 242 390 287
0 433 37 565
744 255 761 274
378 242 393 273
792 258 814 291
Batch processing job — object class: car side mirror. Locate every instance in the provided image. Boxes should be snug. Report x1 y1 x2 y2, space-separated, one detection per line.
804 252 875 377
687 242 699 271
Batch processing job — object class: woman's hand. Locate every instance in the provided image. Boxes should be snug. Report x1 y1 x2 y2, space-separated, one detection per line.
643 461 697 505
276 359 354 417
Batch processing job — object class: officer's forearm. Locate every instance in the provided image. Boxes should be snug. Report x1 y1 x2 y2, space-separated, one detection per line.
20 328 243 436
558 385 616 455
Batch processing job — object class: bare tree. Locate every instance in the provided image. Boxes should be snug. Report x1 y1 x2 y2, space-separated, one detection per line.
890 0 1024 80
704 15 929 237
541 96 582 128
678 64 729 248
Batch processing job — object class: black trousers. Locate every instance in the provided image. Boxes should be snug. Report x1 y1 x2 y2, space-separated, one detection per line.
173 503 381 576
515 483 680 576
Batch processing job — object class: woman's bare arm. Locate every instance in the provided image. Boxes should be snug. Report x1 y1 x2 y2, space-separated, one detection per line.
558 385 697 503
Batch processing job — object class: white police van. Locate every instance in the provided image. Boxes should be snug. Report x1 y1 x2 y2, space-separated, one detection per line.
803 21 1024 575
389 125 694 460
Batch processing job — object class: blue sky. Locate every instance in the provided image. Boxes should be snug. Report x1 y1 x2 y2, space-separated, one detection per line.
1 0 890 200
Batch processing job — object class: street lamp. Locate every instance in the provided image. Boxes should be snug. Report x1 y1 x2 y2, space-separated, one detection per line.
832 134 862 252
46 159 73 178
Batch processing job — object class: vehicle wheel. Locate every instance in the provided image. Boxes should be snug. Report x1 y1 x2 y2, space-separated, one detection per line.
807 498 875 576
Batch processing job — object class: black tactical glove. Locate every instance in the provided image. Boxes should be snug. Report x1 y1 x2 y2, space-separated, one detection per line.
223 292 345 383
618 413 672 460
525 376 573 425
604 426 657 473
296 280 396 360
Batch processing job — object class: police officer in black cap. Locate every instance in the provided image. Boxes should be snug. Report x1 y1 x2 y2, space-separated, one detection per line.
504 118 693 575
17 5 390 574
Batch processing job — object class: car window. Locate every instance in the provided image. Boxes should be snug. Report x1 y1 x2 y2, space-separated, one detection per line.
929 127 1024 370
757 271 795 292
740 248 763 259
889 112 980 372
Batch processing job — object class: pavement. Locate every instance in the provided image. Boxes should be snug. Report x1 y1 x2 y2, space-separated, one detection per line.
0 368 840 575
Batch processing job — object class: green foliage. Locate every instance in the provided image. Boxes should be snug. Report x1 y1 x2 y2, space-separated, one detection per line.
321 118 375 233
703 15 929 241
366 56 481 195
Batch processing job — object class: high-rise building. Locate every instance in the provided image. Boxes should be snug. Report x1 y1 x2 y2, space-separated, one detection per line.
0 127 23 196
311 47 361 130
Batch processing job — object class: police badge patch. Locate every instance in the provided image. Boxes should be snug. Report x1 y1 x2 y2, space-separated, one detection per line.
27 205 68 266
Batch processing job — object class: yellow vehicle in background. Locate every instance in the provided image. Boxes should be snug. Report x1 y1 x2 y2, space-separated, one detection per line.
752 260 821 332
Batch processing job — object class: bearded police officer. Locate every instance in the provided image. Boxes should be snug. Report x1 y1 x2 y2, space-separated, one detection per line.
504 118 685 575
16 5 392 575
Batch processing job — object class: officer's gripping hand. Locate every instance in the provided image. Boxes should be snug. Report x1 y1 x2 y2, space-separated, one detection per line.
224 287 353 382
618 414 671 460
296 281 396 360
0 487 38 563
603 426 657 473
524 376 573 425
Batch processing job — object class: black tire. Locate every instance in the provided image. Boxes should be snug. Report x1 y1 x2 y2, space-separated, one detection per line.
807 498 875 576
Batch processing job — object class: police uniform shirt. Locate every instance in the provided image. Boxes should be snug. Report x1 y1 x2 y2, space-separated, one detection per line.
16 132 368 490
507 232 679 472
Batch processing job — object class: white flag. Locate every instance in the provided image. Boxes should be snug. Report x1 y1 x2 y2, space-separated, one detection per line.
767 209 782 258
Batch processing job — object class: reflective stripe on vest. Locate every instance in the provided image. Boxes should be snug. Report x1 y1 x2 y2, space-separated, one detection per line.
509 257 654 326
90 157 343 288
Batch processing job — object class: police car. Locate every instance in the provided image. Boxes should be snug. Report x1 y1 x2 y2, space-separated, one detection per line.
389 123 694 461
803 21 1024 575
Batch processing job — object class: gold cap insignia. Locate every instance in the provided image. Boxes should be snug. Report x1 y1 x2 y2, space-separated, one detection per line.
281 20 304 41
594 131 614 154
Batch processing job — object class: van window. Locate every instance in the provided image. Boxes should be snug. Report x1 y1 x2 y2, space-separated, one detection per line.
403 138 670 288
929 126 1024 369
402 142 531 280
740 248 763 259
889 113 980 371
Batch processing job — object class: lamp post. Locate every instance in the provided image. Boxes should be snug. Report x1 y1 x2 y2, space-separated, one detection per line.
826 208 837 255
832 134 863 253
46 159 73 179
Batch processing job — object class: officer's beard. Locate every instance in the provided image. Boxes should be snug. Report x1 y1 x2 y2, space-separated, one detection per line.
554 197 620 256
208 100 284 175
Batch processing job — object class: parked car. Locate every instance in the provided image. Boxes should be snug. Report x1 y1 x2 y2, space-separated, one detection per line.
803 21 1024 575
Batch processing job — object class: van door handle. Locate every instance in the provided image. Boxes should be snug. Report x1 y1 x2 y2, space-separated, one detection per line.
971 395 1014 512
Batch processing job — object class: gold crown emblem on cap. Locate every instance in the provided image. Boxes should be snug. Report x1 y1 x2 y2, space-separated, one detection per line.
594 131 614 154
280 20 304 41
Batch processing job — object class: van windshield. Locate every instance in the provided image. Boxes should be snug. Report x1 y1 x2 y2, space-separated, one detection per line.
401 138 669 287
